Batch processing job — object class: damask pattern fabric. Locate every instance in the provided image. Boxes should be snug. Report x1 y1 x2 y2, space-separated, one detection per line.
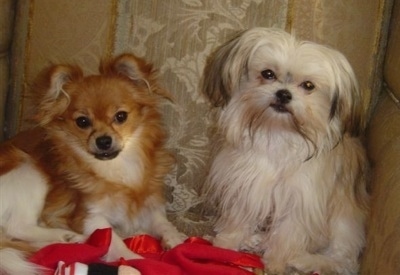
112 0 289 236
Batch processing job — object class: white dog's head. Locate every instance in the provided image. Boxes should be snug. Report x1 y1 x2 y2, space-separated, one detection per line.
202 28 364 158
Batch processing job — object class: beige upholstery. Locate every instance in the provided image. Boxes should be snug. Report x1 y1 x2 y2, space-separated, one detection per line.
1 1 399 274
361 1 400 273
0 0 14 141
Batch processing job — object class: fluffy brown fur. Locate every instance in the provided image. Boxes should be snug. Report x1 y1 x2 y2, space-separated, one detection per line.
0 53 185 274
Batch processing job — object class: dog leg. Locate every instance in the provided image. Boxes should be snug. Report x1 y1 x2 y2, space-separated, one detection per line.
264 217 356 274
262 217 312 274
8 226 84 245
213 220 254 251
240 232 264 252
106 230 143 262
146 207 186 249
288 253 343 275
0 162 84 244
287 202 365 274
288 240 360 275
213 231 246 251
83 215 142 261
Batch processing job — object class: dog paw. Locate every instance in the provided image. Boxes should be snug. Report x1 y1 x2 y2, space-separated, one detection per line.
213 234 241 250
288 254 341 275
262 252 288 275
49 229 85 243
62 232 86 243
264 262 287 275
104 247 143 262
161 232 187 249
240 233 264 252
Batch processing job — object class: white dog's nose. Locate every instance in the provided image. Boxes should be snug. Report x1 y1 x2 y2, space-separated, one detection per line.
275 89 292 104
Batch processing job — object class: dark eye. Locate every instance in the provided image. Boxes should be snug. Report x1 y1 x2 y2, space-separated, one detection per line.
76 116 91 129
115 111 128 124
261 69 276 80
301 81 315 91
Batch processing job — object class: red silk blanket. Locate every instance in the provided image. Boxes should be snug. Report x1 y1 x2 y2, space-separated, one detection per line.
30 228 264 275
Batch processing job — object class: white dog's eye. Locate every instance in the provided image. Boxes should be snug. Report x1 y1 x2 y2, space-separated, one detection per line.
300 81 315 91
76 116 92 129
115 111 128 124
261 69 276 80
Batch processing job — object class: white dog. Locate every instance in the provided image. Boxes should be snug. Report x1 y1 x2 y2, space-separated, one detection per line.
201 28 369 274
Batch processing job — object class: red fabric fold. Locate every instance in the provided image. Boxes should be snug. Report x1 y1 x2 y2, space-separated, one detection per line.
30 228 264 275
162 242 262 275
30 228 112 271
124 234 163 260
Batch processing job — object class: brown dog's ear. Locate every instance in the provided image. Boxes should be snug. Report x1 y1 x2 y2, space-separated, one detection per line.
101 53 172 101
101 53 153 82
33 64 83 125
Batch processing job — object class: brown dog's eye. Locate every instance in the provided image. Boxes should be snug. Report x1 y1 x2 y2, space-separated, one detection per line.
76 116 92 129
261 69 276 80
115 111 128 124
301 81 315 91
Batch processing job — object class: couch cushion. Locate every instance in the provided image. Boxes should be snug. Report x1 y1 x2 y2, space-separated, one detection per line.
367 94 400 160
384 0 400 97
362 91 400 273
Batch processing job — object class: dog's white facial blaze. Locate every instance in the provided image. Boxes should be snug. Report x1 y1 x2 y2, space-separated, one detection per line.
89 127 145 186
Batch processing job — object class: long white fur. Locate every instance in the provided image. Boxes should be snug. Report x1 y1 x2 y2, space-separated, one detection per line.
0 160 83 244
0 248 47 275
0 158 84 274
203 28 368 274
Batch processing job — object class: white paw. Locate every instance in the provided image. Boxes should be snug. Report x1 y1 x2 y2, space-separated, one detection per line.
104 246 143 262
53 229 85 243
161 232 187 249
288 254 342 275
63 232 86 243
240 233 264 252
262 248 294 275
213 234 239 250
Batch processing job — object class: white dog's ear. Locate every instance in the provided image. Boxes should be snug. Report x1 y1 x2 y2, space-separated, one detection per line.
33 64 83 125
328 51 365 136
201 30 252 107
202 28 290 107
101 53 172 100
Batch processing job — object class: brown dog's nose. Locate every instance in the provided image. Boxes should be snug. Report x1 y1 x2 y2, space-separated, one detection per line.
96 136 112 150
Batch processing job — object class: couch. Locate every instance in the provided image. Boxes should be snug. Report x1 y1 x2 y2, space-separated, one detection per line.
0 0 399 274
361 0 400 273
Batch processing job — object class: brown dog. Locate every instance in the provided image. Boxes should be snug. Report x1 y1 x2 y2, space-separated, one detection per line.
0 54 185 274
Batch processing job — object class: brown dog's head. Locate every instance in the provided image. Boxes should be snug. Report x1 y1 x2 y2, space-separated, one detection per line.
33 54 170 161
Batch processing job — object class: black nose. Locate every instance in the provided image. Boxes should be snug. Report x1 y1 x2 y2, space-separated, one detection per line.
275 89 292 104
96 136 112 150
